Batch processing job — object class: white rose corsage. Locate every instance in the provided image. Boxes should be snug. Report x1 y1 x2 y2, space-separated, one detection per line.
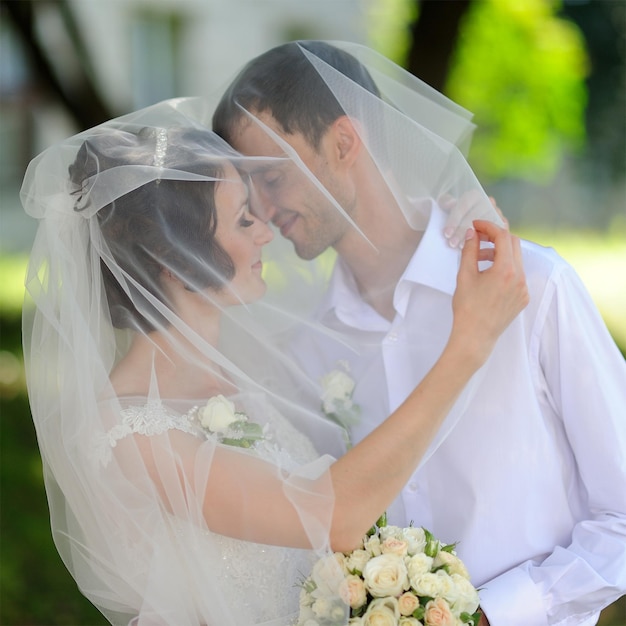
297 513 482 626
189 394 265 448
320 360 361 432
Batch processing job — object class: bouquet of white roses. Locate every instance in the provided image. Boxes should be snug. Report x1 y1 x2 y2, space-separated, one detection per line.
297 514 481 626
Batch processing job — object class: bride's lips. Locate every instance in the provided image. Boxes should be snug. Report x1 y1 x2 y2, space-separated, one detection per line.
252 260 263 272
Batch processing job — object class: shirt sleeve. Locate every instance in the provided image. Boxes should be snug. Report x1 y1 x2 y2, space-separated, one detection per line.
479 260 626 626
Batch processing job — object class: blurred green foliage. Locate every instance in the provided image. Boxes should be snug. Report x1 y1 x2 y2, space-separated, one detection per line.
371 0 589 185
448 0 588 183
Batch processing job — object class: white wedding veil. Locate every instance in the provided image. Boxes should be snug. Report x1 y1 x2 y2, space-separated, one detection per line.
21 102 351 625
21 41 504 626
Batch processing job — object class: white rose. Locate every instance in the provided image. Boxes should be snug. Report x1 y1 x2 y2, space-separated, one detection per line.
340 574 368 609
433 550 470 580
363 553 409 597
311 554 345 597
349 618 365 625
347 548 372 574
363 535 382 557
312 596 334 619
407 552 434 587
363 597 400 626
445 573 480 617
411 570 453 599
402 527 427 556
199 395 239 433
320 369 355 413
379 525 403 542
399 618 423 626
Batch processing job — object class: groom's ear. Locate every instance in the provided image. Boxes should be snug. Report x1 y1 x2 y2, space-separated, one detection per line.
325 115 362 170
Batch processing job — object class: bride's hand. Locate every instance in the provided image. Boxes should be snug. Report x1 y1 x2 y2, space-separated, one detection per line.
450 219 528 367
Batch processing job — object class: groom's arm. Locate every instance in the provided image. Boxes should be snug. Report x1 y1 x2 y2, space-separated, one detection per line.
479 259 626 626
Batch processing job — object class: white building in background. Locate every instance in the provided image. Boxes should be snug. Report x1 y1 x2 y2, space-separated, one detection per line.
0 0 372 253
71 0 369 113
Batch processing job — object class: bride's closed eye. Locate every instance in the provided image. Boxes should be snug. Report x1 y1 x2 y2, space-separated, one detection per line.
239 208 254 228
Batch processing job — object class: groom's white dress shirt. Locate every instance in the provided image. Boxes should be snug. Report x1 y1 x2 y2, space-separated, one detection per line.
291 205 626 626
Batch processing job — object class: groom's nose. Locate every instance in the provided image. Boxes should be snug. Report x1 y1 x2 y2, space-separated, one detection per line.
248 187 277 224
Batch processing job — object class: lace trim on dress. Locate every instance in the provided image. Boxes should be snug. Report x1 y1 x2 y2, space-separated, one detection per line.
93 400 198 467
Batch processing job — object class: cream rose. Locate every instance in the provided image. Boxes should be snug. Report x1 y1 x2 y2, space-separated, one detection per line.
399 618 423 626
407 552 434 587
363 597 400 626
402 527 427 556
381 536 409 557
363 553 409 597
398 591 421 616
199 395 239 433
433 550 470 580
423 597 456 626
340 574 368 609
347 548 372 574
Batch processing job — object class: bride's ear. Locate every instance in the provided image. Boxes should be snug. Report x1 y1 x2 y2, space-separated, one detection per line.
325 115 362 170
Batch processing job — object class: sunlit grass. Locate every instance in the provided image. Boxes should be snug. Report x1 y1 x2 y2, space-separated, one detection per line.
0 255 28 316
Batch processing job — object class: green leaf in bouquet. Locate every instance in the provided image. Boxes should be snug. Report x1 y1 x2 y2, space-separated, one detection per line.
413 605 426 621
423 528 440 557
461 610 482 626
441 542 458 553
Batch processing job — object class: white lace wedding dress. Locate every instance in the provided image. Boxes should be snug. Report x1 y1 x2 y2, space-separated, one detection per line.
97 393 326 626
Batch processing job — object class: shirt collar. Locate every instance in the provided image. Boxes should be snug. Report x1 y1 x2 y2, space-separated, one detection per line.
319 201 459 325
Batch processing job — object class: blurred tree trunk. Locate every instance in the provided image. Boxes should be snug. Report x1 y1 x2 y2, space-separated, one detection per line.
1 0 113 129
406 0 473 92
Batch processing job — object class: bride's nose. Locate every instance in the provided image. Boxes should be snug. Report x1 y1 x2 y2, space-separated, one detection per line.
254 217 274 245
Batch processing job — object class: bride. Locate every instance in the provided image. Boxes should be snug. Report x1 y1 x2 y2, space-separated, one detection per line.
21 104 527 625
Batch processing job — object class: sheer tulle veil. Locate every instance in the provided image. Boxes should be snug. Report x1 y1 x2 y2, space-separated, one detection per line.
21 41 502 625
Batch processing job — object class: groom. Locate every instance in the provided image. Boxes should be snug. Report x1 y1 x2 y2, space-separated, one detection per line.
213 41 626 625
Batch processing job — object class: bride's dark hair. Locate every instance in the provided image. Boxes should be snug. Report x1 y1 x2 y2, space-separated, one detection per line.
69 126 237 332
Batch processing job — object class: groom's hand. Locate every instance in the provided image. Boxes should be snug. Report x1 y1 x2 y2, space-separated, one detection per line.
440 190 508 248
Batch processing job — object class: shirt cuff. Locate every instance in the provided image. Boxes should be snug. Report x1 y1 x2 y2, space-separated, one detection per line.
478 566 548 626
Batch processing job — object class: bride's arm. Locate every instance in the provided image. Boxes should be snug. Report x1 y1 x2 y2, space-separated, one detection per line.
139 221 527 549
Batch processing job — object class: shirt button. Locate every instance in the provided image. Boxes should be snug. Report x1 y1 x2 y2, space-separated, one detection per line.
387 331 398 342
407 482 418 492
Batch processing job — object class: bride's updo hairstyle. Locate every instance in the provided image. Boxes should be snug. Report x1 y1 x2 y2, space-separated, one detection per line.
68 126 237 332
